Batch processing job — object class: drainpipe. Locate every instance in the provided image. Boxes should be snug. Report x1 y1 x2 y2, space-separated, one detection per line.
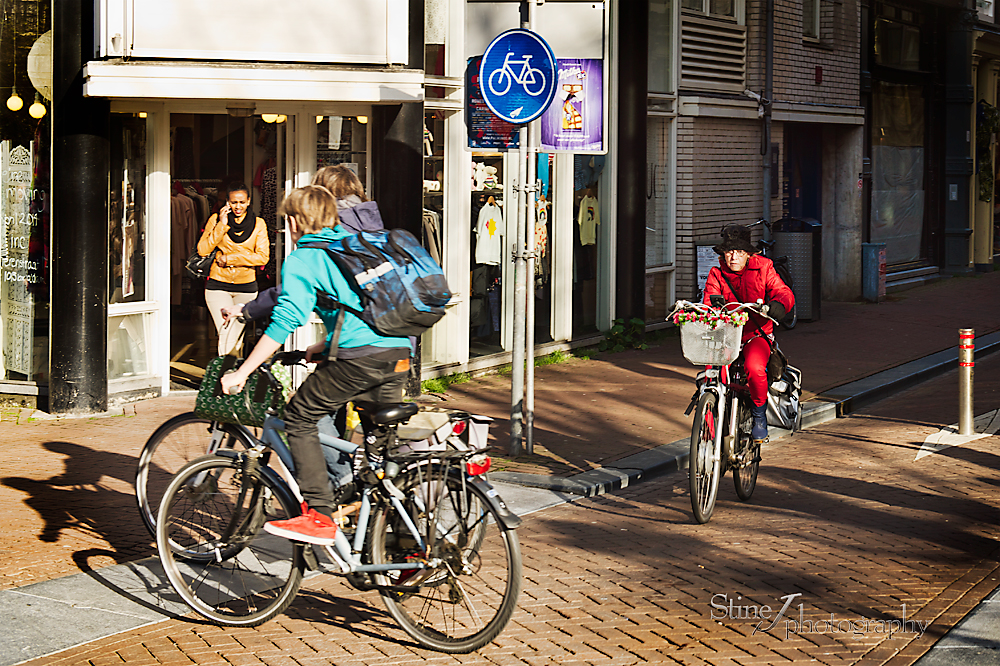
762 0 774 240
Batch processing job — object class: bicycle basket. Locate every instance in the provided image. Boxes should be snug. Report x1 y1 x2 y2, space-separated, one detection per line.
194 355 293 427
679 320 743 366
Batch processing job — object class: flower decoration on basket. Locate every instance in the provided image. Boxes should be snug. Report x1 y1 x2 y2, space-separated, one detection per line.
673 309 749 330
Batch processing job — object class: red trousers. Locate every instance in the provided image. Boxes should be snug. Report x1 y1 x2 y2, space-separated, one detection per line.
741 336 771 407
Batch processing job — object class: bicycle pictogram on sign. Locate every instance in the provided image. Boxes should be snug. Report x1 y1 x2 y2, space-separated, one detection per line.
479 29 556 125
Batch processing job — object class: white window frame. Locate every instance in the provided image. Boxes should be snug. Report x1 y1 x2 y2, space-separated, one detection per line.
681 0 744 25
803 0 821 39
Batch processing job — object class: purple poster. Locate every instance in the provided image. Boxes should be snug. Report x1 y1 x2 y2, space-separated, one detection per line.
540 59 603 153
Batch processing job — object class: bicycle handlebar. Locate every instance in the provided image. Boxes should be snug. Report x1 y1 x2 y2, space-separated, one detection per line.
670 299 779 325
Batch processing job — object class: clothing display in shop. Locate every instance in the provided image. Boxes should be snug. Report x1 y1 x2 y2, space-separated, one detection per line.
535 198 551 287
578 194 600 246
253 157 278 227
170 192 198 305
574 154 607 191
474 200 505 266
422 209 442 264
469 265 501 338
537 153 551 199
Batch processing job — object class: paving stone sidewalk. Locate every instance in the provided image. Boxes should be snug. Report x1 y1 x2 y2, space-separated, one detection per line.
0 271 998 593
15 346 1000 666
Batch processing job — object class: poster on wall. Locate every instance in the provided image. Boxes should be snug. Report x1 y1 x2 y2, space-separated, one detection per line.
696 244 718 297
540 58 604 153
466 55 520 151
1 141 37 377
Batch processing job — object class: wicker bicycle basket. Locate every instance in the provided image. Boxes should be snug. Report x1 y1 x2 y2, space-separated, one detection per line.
679 320 744 366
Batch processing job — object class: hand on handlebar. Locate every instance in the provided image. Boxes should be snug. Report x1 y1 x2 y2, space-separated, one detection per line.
304 341 327 364
221 303 245 323
759 300 786 322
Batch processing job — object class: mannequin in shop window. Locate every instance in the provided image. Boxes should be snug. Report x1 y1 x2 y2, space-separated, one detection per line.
196 182 269 355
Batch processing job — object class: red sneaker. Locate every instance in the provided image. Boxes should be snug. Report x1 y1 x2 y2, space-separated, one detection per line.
264 507 338 545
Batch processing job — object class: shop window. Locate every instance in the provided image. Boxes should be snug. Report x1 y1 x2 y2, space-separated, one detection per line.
110 115 147 304
108 314 150 380
572 154 606 336
470 152 506 356
1 0 50 384
874 17 921 71
423 111 445 265
648 0 675 94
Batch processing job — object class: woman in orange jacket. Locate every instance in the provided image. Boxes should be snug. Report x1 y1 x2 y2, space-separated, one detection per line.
196 182 269 355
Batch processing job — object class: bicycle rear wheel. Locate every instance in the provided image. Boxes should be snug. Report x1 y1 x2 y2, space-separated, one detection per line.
370 464 521 653
732 399 761 501
136 413 252 537
157 454 305 626
690 392 722 524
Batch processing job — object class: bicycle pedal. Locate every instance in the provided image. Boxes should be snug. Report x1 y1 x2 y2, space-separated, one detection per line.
753 437 768 445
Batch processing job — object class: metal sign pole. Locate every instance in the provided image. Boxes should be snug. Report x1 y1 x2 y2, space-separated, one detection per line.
510 125 529 456
524 0 538 455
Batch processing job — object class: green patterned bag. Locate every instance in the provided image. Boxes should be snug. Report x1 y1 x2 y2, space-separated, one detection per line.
194 356 292 426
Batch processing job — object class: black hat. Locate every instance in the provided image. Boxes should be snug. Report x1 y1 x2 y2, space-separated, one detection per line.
713 224 757 256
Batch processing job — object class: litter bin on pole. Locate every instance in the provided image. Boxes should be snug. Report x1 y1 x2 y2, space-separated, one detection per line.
773 217 822 321
861 242 887 303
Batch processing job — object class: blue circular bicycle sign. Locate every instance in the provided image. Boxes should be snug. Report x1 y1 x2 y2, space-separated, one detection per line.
479 29 557 124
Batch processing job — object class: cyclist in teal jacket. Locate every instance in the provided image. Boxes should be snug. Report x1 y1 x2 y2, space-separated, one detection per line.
221 185 410 546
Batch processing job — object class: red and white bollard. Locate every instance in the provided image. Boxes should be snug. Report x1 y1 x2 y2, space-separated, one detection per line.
959 329 974 436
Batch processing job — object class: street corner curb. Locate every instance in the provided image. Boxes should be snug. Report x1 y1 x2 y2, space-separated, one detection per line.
818 330 1000 417
491 400 838 496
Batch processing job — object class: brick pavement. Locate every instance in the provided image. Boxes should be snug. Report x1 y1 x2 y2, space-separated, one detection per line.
17 352 1000 665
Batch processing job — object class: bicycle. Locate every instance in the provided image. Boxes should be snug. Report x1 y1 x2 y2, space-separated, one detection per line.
487 52 546 97
670 300 778 524
155 352 522 653
748 218 797 330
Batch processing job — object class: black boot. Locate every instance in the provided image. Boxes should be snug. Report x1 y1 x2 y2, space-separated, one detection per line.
751 402 768 442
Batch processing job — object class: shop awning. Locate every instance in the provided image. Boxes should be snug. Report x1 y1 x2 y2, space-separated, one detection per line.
83 61 424 104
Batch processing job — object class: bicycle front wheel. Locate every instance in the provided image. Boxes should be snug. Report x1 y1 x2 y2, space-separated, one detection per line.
690 392 722 524
732 399 760 501
157 454 305 626
370 465 522 653
136 413 252 537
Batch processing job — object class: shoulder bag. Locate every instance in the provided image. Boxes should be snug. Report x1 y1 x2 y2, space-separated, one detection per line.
185 247 218 279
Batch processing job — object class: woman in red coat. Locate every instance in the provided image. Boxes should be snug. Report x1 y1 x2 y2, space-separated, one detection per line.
702 224 795 443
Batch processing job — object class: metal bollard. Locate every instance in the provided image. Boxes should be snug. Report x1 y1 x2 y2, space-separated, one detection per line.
959 329 975 435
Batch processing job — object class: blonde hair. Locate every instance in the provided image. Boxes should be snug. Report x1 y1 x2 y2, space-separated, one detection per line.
312 165 367 201
278 185 338 233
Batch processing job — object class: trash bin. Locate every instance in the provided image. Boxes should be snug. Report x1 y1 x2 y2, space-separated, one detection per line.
861 242 886 303
773 217 821 321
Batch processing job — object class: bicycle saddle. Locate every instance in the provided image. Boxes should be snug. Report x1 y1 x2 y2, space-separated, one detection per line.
353 401 419 427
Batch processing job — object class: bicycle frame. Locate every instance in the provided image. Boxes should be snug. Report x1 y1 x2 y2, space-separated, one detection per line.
229 415 435 578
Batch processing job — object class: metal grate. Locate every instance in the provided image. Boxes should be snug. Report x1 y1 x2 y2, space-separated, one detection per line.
680 14 747 93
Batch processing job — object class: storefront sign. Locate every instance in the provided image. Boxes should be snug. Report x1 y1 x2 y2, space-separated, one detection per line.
479 30 557 124
540 59 604 153
466 55 520 150
1 142 37 376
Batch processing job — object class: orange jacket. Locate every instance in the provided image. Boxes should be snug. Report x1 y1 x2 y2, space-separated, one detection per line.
196 213 269 285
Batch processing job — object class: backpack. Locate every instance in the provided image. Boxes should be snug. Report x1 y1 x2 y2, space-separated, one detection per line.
766 364 802 432
304 229 452 358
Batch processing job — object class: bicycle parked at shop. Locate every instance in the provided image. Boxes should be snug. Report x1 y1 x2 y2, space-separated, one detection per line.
152 351 522 653
670 300 779 524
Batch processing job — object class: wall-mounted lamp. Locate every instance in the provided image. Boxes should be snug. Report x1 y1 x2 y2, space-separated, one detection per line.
28 93 45 119
316 115 324 124
138 112 147 118
261 113 278 123
356 115 368 124
276 114 287 124
226 102 256 118
6 88 23 112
